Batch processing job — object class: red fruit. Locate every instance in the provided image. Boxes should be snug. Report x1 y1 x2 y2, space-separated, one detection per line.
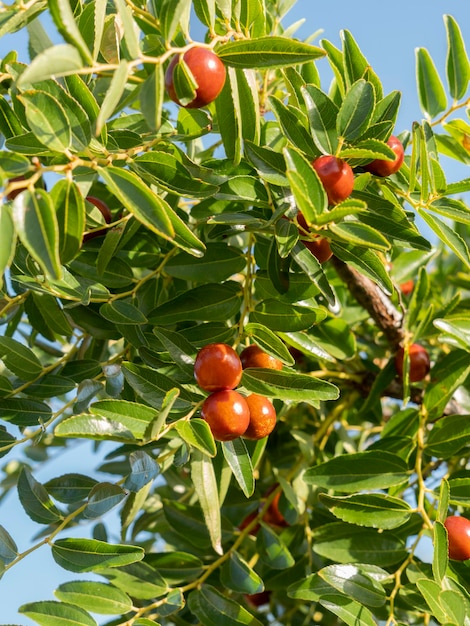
239 510 260 536
263 491 289 528
399 279 414 295
444 516 470 561
243 394 277 440
302 237 333 263
365 135 404 177
245 591 271 607
165 47 226 109
240 345 282 370
311 155 354 205
194 343 243 392
83 196 113 241
201 389 250 441
395 343 430 383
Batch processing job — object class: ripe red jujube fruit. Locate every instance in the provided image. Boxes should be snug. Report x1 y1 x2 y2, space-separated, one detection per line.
201 389 250 441
399 279 414 296
365 135 404 177
302 237 333 263
194 343 242 392
444 516 470 561
243 394 277 440
395 343 430 382
311 155 354 205
165 47 226 109
240 345 283 370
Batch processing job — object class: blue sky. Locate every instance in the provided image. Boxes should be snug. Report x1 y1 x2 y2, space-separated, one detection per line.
1 1 470 624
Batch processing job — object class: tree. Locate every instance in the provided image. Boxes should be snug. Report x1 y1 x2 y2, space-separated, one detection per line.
0 1 469 624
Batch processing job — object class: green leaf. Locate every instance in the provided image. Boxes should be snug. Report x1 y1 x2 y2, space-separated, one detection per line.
19 90 71 152
270 96 318 156
424 350 470 419
330 221 390 251
341 29 383 100
101 561 168 599
50 179 85 263
52 538 144 573
222 438 254 497
308 317 356 361
44 474 98 504
98 166 174 241
313 522 407 566
190 450 222 555
19 600 96 626
416 47 448 118
189 585 264 626
283 146 327 222
319 564 387 607
250 299 326 331
221 552 264 594
100 301 148 325
320 493 412 530
124 450 159 492
114 0 141 58
433 521 448 585
303 451 410 493
337 79 375 141
444 15 470 100
331 242 393 293
148 282 242 325
84 483 126 519
429 198 470 226
0 336 42 381
0 95 24 139
291 241 337 306
18 467 64 525
17 44 84 87
12 189 62 280
215 66 242 165
175 418 217 457
55 580 133 615
164 243 246 282
302 84 339 154
244 322 295 365
257 523 295 569
416 579 449 624
49 0 93 64
242 368 338 406
244 140 288 186
425 414 470 458
0 525 18 564
140 65 165 132
218 37 324 68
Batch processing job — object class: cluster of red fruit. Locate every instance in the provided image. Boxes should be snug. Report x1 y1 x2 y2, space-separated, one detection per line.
194 343 282 442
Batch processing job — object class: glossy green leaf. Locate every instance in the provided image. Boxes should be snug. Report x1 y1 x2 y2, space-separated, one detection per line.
98 166 174 241
215 66 242 165
257 523 295 569
145 551 203 584
416 47 447 118
49 0 93 64
101 561 168 599
0 525 18 564
19 600 96 626
416 579 449 623
100 301 148 325
341 29 383 100
221 551 264 594
242 367 338 406
250 299 326 332
444 15 470 100
44 474 98 504
319 564 387 607
52 538 144 573
17 44 84 88
424 350 470 419
148 282 242 325
18 467 64 525
337 79 375 141
0 337 42 381
218 37 324 68
190 450 222 555
55 580 132 615
425 414 470 458
244 140 288 186
50 179 85 263
330 221 390 251
313 522 407 566
302 83 339 154
235 68 260 145
331 242 394 293
308 317 356 360
0 95 24 139
193 0 215 28
244 322 295 365
222 438 254 497
140 64 165 131
12 189 62 280
19 90 71 152
124 450 159 492
270 96 318 156
320 493 412 530
174 416 215 455
164 243 246 282
291 241 337 306
304 451 410 492
189 584 264 626
284 146 327 223
84 483 127 519
433 521 448 585
429 197 470 226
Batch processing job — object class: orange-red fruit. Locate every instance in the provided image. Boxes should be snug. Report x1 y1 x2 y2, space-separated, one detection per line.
302 237 333 263
263 491 289 528
194 343 242 392
395 343 430 383
165 47 226 109
444 516 470 561
240 345 283 370
399 279 414 296
311 155 354 205
243 394 277 440
201 389 250 441
366 135 404 177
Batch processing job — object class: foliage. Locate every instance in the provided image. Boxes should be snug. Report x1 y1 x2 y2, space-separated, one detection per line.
0 1 470 625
